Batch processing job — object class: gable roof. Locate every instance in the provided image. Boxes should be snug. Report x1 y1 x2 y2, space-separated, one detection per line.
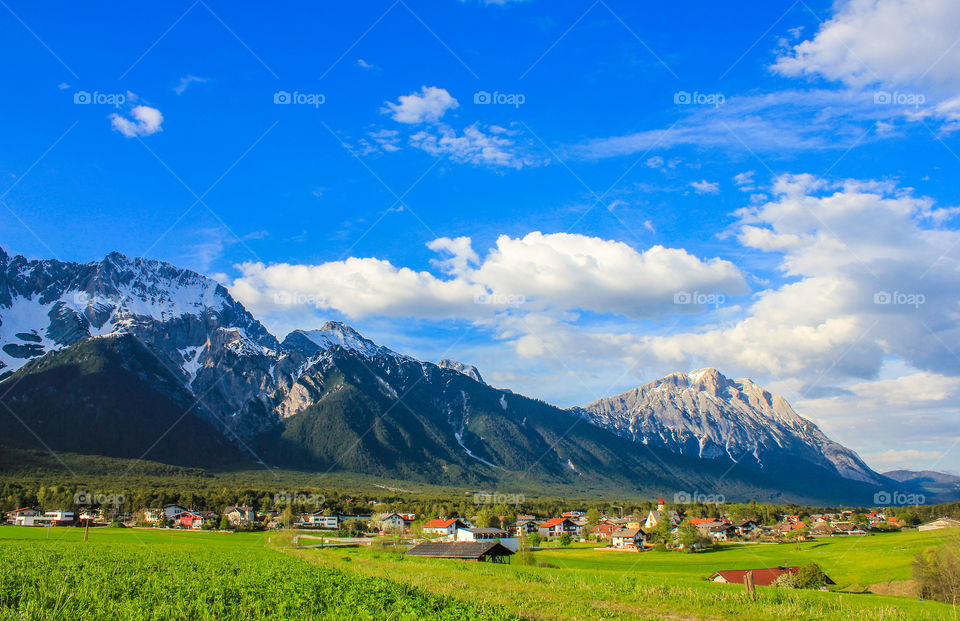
611 527 644 538
688 518 717 526
709 567 835 587
406 541 514 559
542 517 574 528
423 518 461 529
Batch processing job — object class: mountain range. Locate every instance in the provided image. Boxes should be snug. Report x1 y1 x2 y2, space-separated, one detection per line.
0 247 949 504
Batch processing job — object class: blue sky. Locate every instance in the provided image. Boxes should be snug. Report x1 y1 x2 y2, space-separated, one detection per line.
3 0 960 473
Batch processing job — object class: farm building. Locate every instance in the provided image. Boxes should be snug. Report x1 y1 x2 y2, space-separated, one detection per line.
918 517 960 531
708 566 835 587
406 541 514 563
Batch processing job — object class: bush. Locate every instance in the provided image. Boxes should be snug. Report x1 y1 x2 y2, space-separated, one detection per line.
913 541 960 603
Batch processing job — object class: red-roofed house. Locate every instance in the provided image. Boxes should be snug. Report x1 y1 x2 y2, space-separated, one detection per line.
589 523 617 540
688 518 717 526
539 517 580 538
709 566 834 588
423 518 468 537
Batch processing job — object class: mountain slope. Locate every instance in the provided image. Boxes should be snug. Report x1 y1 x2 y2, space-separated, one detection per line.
0 333 245 467
883 470 960 503
575 368 884 486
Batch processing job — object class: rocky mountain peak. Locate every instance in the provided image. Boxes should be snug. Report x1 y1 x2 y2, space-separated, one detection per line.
438 359 485 384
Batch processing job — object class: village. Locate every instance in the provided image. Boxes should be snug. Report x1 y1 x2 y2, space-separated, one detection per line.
7 495 959 590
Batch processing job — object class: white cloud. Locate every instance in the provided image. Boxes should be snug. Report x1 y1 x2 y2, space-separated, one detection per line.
229 232 747 323
382 86 458 124
409 123 542 169
174 75 210 95
110 105 164 138
356 59 378 71
690 179 720 194
773 0 960 92
733 171 756 191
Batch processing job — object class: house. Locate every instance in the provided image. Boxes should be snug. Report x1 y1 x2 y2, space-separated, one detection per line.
514 518 540 537
8 509 74 527
224 505 256 525
810 523 837 537
833 523 868 536
918 517 960 531
589 523 617 540
538 517 580 538
406 541 514 563
372 512 411 532
173 510 214 530
610 527 645 549
705 523 736 542
5 507 39 525
730 519 760 537
456 527 519 552
423 518 468 537
299 513 340 529
709 566 834 588
783 514 801 524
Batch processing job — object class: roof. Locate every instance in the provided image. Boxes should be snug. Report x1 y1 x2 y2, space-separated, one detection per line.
542 517 573 527
710 567 798 587
406 541 514 559
423 518 460 528
688 518 717 526
611 528 643 538
465 527 507 535
4 507 33 514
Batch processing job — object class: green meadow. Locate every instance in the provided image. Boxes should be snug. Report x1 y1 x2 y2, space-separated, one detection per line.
0 525 956 620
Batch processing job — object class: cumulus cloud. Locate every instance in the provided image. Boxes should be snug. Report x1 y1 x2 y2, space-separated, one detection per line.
382 86 458 123
773 0 960 92
110 105 164 137
229 232 747 322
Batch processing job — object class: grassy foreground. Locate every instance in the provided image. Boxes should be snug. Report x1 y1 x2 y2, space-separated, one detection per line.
0 526 956 620
0 527 515 620
290 530 958 620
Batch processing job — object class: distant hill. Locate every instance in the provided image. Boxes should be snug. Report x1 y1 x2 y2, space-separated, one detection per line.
883 470 960 503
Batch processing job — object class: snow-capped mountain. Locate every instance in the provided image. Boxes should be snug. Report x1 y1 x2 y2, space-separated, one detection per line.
575 367 883 485
438 358 485 384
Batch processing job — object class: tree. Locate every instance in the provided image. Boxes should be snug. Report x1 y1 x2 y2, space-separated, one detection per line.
654 518 673 545
584 508 601 531
527 531 541 547
280 505 294 529
218 515 230 530
558 533 572 547
793 562 830 589
678 520 700 550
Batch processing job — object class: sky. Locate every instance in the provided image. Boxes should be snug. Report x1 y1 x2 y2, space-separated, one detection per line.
2 0 960 474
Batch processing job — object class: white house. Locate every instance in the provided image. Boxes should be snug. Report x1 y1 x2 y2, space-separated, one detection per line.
224 505 257 525
456 527 519 552
372 512 411 532
300 513 340 529
423 518 468 536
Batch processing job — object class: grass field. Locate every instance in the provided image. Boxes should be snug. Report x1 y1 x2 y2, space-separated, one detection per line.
0 525 956 620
